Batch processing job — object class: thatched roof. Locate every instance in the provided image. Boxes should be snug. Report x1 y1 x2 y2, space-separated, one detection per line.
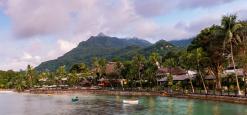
158 74 194 82
205 68 245 80
157 67 187 75
105 62 118 74
224 68 244 76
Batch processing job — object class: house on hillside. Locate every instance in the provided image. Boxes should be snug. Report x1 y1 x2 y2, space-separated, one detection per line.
203 67 245 90
97 62 124 87
204 68 245 80
157 67 196 85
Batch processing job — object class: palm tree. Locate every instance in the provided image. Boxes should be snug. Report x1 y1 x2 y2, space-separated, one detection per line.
114 61 125 90
188 25 226 92
144 61 158 88
192 48 207 94
26 65 36 88
70 63 88 73
163 58 176 91
15 73 27 92
121 61 135 89
68 72 80 87
132 55 146 89
93 57 106 78
146 52 161 88
150 52 161 68
179 52 195 93
221 14 243 95
56 65 67 85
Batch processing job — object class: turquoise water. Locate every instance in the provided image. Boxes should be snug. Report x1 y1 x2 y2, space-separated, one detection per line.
0 92 247 115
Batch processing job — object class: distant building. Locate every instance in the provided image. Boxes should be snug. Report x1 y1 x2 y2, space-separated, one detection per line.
157 67 196 84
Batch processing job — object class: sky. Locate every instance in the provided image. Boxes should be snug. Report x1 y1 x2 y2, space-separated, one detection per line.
0 0 247 71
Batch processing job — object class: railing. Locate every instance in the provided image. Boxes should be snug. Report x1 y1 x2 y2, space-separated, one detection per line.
164 88 247 98
99 86 247 98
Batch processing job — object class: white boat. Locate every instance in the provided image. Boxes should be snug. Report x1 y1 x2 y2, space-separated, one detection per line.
123 100 139 104
0 90 14 94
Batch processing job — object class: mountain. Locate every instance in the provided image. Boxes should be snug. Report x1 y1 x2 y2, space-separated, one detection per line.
35 34 151 71
168 38 193 47
140 40 178 56
35 34 182 72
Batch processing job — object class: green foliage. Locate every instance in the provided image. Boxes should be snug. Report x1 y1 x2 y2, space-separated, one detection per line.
70 63 88 73
167 74 173 87
26 65 37 88
68 72 80 86
169 38 193 47
36 35 152 71
14 73 27 92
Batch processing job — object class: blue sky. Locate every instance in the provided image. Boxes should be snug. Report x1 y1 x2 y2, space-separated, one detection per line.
0 0 247 70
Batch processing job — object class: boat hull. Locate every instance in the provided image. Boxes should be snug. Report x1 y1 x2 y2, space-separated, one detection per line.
123 100 138 104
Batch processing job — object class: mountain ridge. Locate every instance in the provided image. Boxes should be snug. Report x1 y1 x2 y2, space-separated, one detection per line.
35 34 188 71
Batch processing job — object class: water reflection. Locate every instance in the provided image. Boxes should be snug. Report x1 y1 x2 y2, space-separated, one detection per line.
186 100 193 115
0 93 247 115
167 98 174 114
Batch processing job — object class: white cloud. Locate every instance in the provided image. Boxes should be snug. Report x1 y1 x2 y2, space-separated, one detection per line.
22 52 32 60
57 39 76 52
0 52 41 71
132 0 234 17
1 0 161 41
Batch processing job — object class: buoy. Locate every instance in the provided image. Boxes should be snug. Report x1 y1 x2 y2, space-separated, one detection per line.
72 96 79 102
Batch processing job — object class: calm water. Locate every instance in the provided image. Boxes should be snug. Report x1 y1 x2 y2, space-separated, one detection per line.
0 92 247 115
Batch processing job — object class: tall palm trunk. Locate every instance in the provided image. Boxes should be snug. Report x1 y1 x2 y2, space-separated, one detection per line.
138 69 143 89
209 66 222 91
230 42 241 95
198 70 207 94
197 61 207 94
187 71 194 93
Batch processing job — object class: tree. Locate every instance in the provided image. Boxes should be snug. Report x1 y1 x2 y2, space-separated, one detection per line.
26 65 36 88
68 72 80 86
38 72 49 86
221 14 243 95
163 58 177 91
121 61 136 89
92 57 107 85
70 63 88 73
114 61 124 89
56 65 67 85
93 57 106 78
235 22 247 89
192 48 207 94
188 25 226 91
132 55 146 88
150 52 161 68
179 52 195 93
15 73 27 92
144 58 158 88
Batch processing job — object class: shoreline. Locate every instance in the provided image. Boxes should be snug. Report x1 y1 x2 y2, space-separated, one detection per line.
28 89 163 96
26 89 247 104
175 94 247 104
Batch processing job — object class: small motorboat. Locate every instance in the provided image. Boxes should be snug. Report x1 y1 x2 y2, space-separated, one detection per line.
71 96 79 102
123 99 139 104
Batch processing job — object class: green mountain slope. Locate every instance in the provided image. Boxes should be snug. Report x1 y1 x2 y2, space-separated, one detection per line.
35 34 183 72
35 34 151 71
139 40 179 57
168 38 193 47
